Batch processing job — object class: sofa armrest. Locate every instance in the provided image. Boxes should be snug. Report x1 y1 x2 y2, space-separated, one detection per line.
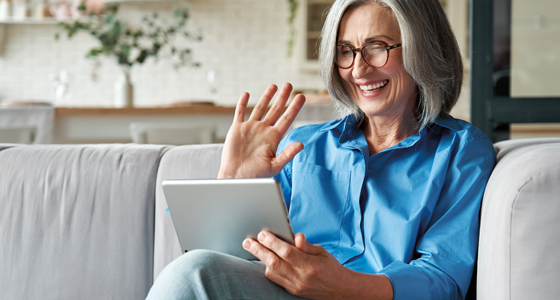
478 138 560 299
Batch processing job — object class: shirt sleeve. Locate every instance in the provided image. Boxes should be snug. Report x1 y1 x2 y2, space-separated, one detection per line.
378 137 497 300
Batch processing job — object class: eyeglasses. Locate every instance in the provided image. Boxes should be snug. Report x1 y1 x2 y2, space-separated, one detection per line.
335 43 402 69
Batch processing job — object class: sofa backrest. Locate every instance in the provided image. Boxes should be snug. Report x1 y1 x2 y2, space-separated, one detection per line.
0 144 170 299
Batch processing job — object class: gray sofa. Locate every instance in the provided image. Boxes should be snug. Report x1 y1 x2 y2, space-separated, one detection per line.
0 138 559 299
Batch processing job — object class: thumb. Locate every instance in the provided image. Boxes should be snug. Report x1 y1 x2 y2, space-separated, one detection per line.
271 142 304 172
294 233 323 255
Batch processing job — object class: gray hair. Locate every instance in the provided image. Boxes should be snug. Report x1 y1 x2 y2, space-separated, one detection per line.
319 0 463 128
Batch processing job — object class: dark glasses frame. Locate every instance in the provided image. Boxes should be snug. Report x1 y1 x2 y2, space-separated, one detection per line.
335 43 402 69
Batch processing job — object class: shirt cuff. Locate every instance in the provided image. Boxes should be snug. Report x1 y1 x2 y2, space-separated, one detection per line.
378 260 431 300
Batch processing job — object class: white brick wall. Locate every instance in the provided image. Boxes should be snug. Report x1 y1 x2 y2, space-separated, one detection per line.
0 0 323 107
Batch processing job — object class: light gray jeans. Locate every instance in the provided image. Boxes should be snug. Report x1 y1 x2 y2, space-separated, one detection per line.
146 250 308 300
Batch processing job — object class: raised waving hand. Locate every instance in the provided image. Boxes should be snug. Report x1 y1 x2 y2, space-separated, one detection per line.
218 83 306 179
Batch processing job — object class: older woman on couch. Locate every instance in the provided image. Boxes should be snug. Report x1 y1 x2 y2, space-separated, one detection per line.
147 0 496 299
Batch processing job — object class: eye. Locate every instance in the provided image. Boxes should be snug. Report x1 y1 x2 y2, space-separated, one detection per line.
337 46 353 57
369 43 385 49
364 43 386 54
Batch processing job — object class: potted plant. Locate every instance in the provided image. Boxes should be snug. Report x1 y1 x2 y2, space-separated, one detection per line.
56 1 202 107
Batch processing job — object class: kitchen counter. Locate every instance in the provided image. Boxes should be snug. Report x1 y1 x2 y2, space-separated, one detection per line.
55 105 249 116
52 104 337 144
54 105 249 144
7 104 560 144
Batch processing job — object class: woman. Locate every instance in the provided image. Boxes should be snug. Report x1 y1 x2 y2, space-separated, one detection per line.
147 0 496 299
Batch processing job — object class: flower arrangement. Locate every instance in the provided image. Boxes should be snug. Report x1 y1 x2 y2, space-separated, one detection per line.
54 1 202 107
55 1 202 71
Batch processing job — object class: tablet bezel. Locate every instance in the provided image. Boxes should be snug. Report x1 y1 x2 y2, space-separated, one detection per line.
162 178 295 260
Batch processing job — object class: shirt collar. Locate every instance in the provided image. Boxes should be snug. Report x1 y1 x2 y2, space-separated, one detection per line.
319 114 355 132
319 115 361 146
432 115 462 131
319 114 461 151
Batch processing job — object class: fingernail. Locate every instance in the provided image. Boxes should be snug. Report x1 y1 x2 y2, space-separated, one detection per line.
243 239 251 250
258 232 266 242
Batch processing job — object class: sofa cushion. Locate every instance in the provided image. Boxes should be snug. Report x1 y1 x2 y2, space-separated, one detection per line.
153 144 223 281
0 143 20 151
478 138 560 300
0 144 169 299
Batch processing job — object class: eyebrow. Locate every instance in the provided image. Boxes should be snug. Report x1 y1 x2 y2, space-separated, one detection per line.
337 35 395 45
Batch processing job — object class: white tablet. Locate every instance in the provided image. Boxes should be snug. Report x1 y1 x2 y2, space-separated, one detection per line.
162 178 295 260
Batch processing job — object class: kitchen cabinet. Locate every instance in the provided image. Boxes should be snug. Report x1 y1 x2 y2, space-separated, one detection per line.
296 0 335 72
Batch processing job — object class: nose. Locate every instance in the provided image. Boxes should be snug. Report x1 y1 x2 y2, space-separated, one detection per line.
352 51 374 79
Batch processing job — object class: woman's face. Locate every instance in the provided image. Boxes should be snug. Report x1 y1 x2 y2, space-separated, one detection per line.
337 3 417 121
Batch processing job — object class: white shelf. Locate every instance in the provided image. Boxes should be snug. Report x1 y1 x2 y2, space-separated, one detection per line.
103 0 178 3
0 17 59 24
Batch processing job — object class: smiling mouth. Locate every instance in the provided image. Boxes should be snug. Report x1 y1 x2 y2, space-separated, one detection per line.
358 80 389 93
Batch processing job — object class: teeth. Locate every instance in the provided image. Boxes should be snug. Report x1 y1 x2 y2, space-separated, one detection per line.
359 80 389 92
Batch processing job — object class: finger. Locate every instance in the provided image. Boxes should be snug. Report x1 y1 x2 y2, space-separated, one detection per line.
294 233 307 249
294 233 324 256
233 92 250 123
249 84 278 121
274 94 306 132
271 142 304 174
243 238 289 274
262 82 293 125
257 231 300 265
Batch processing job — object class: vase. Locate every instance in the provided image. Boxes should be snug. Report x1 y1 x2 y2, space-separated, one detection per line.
0 1 10 20
114 69 133 108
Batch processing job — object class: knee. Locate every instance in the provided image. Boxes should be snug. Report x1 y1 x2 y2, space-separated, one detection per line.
158 250 226 280
148 250 226 299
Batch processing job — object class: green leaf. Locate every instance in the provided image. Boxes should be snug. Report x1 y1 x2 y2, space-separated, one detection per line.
136 49 148 64
117 53 129 66
86 48 103 58
120 44 131 58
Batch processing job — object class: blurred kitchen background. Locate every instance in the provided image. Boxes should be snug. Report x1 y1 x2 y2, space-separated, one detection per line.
0 0 558 144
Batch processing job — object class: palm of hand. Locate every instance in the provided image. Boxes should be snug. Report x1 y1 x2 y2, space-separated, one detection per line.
218 83 306 179
222 120 286 178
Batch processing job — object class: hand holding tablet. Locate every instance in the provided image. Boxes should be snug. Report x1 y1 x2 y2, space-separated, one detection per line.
163 178 294 260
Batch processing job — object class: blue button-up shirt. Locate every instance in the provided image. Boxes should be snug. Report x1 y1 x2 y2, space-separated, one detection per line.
275 115 496 300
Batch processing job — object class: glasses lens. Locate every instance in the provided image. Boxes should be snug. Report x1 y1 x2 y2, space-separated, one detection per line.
363 44 388 68
336 45 354 68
